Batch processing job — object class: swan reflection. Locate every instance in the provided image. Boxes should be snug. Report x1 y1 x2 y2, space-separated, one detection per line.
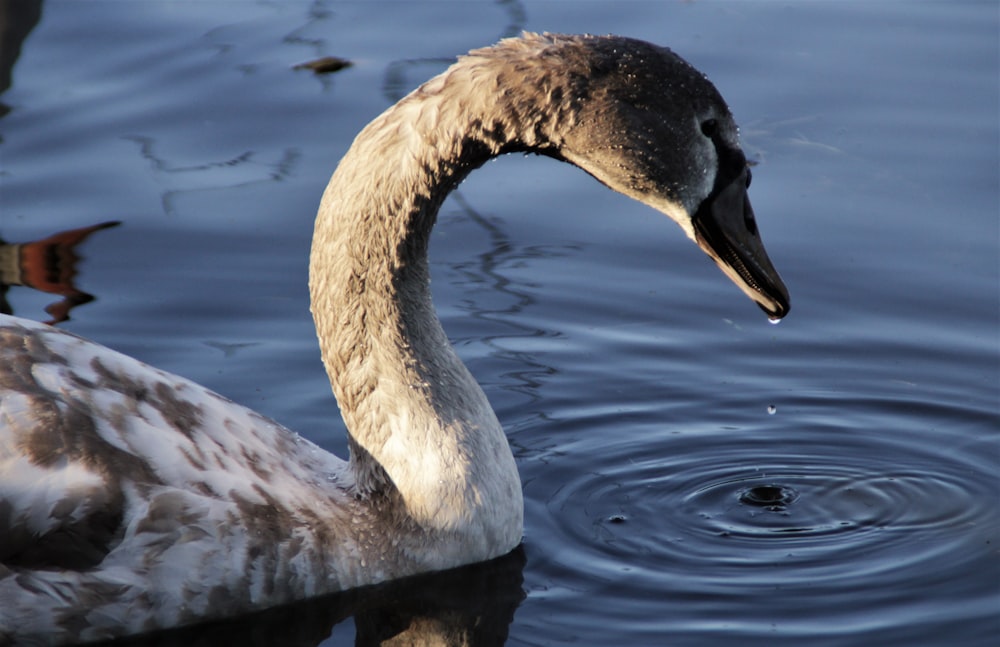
99 548 525 647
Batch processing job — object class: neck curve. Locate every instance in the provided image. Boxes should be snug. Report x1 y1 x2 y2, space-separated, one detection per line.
308 40 575 561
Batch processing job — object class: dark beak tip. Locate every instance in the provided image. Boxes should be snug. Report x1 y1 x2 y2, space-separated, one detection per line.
760 296 790 321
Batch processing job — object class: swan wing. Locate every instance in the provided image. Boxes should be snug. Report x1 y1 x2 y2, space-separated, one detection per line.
0 315 356 642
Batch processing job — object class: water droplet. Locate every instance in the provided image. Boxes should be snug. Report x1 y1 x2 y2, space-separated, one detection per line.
768 316 782 325
767 405 777 415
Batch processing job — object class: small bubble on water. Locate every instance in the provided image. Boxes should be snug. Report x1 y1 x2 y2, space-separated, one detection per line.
767 405 777 415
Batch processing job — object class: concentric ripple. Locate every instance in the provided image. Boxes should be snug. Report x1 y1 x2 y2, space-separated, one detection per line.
527 398 998 641
543 427 995 569
682 461 985 547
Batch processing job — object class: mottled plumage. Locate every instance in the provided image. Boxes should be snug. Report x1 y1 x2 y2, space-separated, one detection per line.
0 318 405 642
0 33 787 644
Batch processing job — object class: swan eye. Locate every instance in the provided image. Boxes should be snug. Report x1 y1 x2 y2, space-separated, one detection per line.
745 167 753 188
700 119 718 138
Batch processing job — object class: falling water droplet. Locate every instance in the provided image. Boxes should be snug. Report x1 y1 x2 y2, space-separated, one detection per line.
767 405 777 415
768 316 782 325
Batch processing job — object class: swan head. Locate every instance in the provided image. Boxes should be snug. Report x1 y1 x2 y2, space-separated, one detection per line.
546 34 790 319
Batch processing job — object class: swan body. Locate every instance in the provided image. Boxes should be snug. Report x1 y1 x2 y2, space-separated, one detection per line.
0 33 788 644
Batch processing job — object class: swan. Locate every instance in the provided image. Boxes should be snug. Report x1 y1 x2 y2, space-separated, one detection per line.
0 33 789 644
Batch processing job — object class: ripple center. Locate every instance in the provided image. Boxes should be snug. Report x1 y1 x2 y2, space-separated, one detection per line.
738 484 799 510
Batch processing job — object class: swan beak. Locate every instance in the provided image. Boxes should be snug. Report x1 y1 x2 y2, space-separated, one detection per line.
692 171 790 320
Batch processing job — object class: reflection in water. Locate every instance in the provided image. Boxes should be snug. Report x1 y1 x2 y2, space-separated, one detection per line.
0 221 119 324
381 0 527 102
280 3 353 93
446 192 578 414
0 2 107 325
97 547 525 647
124 135 301 216
0 0 42 118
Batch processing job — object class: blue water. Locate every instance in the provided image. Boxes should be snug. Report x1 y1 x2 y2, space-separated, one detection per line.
1 1 997 646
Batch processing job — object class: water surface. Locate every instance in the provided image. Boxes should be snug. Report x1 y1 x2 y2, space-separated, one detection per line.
1 1 996 645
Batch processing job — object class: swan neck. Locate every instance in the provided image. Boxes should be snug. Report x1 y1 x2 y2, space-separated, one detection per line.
308 58 534 554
